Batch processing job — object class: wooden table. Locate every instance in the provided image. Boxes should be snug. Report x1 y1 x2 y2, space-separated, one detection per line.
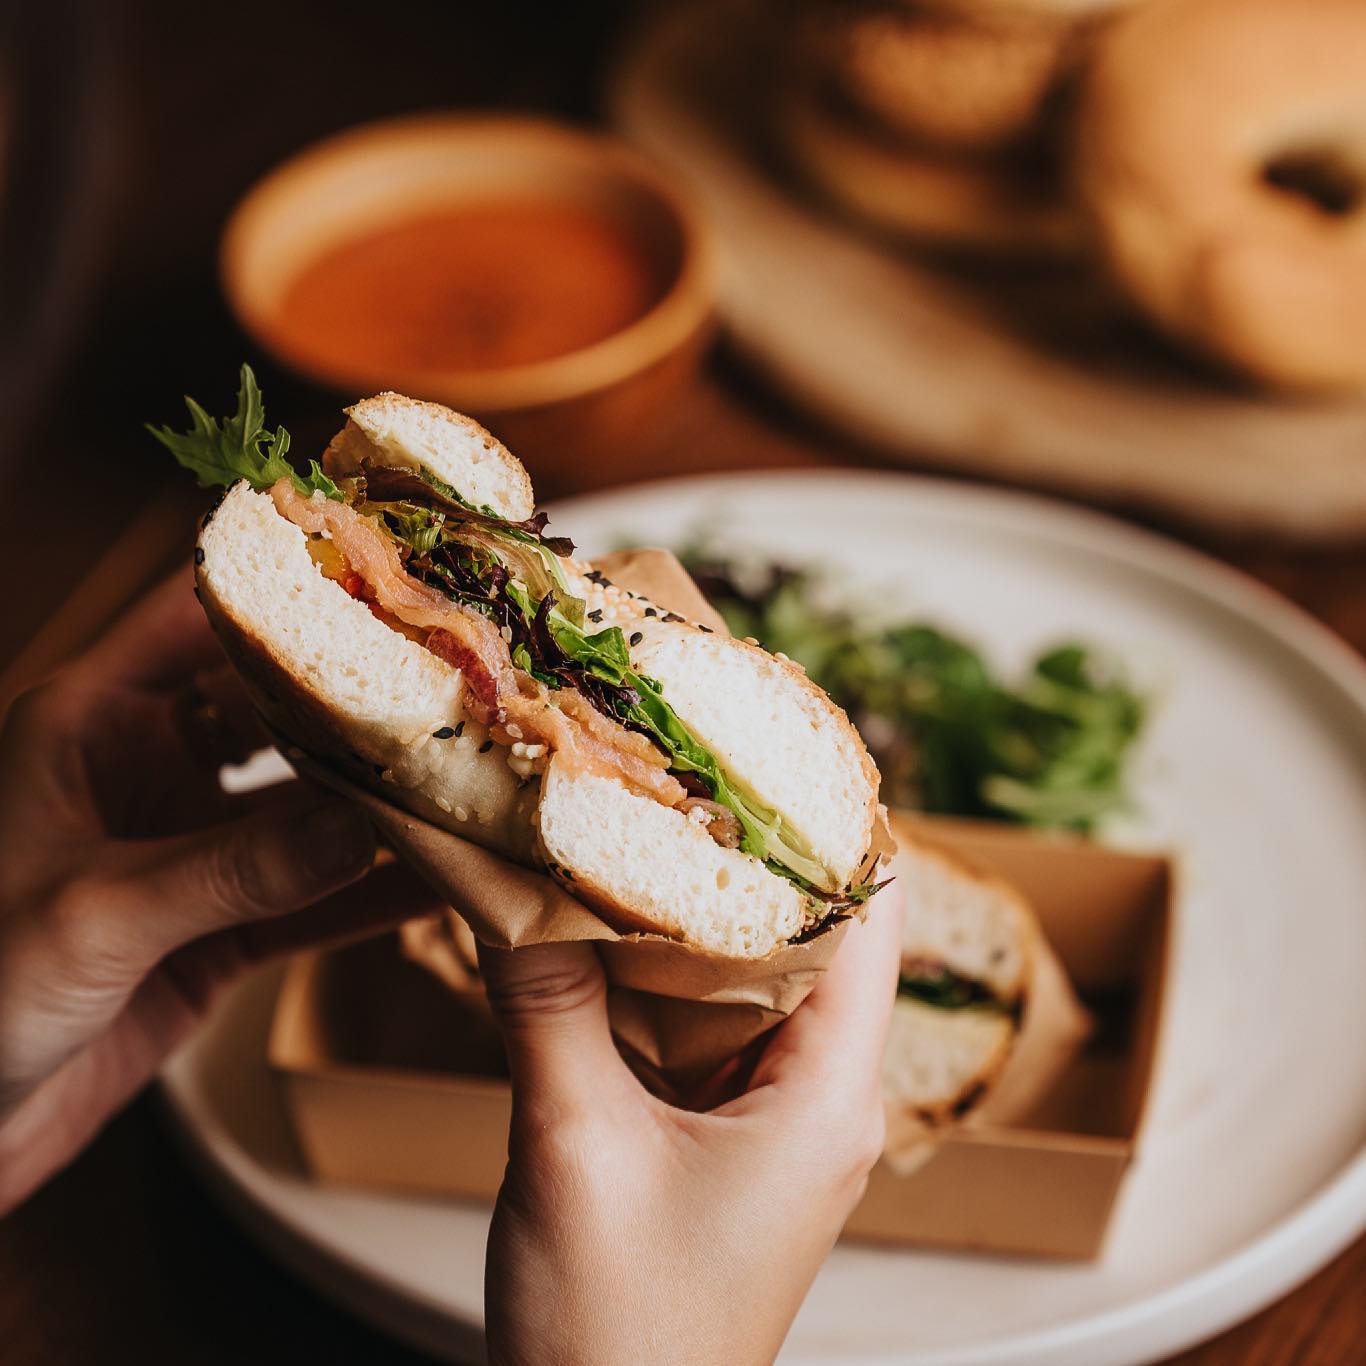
1 1 1361 1361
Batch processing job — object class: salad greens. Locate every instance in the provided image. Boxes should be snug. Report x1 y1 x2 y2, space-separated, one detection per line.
683 553 1145 834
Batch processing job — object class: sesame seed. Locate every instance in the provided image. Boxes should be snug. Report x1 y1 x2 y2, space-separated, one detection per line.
629 631 643 646
453 805 469 821
698 625 714 633
774 652 789 663
587 609 603 622
193 546 205 566
511 742 527 757
506 723 523 739
454 721 465 736
435 796 452 813
432 726 455 739
524 743 547 758
644 607 657 617
479 739 493 753
500 625 512 643
662 612 683 623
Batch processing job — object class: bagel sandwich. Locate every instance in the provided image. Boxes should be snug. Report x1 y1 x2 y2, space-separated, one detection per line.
152 369 890 959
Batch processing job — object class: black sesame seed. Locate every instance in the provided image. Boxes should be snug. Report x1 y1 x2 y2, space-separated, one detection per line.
629 631 643 646
454 720 465 736
698 625 714 633
478 739 493 753
644 607 657 617
587 609 603 622
662 612 683 623
193 546 205 566
585 570 605 584
432 726 455 740
201 487 229 528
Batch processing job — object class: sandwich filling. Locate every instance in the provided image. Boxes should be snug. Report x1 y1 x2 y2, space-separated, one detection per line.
897 960 1018 1016
153 369 886 919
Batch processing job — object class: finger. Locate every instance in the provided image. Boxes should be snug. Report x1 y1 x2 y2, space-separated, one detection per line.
173 664 271 769
745 882 905 1104
73 685 277 838
107 858 447 1032
232 858 446 965
99 792 376 964
73 568 224 693
476 939 635 1122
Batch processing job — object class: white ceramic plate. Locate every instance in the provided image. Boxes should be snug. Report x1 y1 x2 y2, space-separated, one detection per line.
161 472 1366 1365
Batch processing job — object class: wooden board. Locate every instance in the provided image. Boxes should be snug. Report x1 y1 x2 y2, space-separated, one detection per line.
609 1 1366 541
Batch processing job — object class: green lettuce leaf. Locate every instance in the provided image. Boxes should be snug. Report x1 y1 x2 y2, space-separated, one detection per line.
897 970 1007 1012
547 609 834 889
148 365 342 502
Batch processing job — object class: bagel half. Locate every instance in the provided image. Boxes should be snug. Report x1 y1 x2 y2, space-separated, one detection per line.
171 374 887 959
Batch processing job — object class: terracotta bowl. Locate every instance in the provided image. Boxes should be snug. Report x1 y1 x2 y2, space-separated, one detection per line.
221 113 715 493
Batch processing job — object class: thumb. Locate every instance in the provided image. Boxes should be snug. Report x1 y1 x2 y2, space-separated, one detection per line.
476 939 633 1120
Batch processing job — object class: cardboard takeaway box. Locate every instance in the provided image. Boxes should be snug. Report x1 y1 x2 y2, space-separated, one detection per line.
268 815 1173 1260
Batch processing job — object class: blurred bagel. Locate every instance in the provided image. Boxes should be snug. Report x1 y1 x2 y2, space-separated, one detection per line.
1076 0 1366 390
779 78 1083 254
911 0 1139 18
823 5 1080 155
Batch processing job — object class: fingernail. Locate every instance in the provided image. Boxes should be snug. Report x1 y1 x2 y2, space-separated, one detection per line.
300 801 374 880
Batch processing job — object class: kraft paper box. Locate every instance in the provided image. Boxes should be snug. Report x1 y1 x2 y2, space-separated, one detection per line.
268 815 1172 1260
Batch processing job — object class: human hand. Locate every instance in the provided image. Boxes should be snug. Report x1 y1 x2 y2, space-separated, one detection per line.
479 884 904 1366
0 573 440 1212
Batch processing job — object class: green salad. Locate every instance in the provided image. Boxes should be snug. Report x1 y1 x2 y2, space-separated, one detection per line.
682 551 1146 833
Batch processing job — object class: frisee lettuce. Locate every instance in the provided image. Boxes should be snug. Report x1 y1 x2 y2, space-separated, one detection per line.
148 365 342 502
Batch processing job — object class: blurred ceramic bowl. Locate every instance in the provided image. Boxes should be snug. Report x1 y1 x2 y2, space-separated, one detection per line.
221 113 715 491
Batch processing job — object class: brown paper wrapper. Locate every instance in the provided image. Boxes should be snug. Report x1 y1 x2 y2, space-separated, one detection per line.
286 547 880 1099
